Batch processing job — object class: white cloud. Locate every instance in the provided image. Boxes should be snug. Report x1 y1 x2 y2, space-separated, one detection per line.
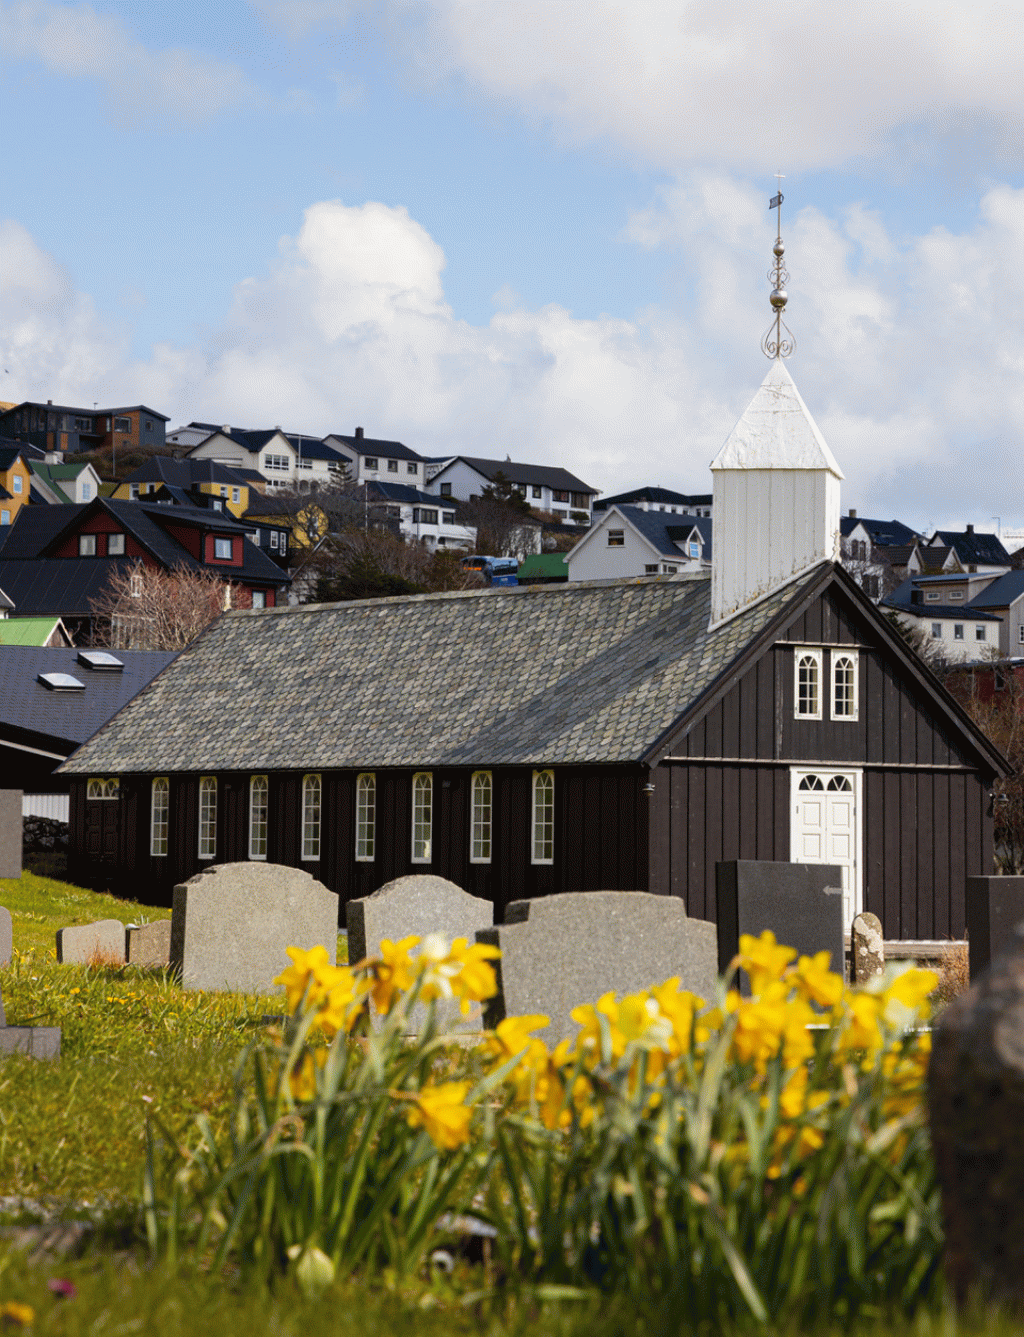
5 188 1024 529
0 2 252 124
257 0 1024 173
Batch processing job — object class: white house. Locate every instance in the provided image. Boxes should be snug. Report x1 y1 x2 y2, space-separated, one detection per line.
566 505 711 581
885 570 1024 661
363 482 475 551
187 426 349 491
324 429 427 489
424 456 598 523
28 460 104 506
593 486 712 519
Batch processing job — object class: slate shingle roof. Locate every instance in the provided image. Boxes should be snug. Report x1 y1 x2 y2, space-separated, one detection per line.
60 570 815 775
0 647 176 751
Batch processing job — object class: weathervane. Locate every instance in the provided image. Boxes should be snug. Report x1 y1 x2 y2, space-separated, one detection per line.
762 172 795 359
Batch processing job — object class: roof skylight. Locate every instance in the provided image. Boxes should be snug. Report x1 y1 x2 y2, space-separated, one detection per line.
38 672 85 691
77 650 124 671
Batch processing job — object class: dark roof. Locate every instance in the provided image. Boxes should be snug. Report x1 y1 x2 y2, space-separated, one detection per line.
607 506 711 561
186 426 289 455
328 434 424 464
123 457 251 488
932 529 1011 566
0 557 137 616
883 579 1001 620
595 487 711 511
918 545 958 572
433 456 596 495
365 482 458 506
840 516 920 544
0 504 86 558
966 570 1024 609
285 436 347 463
0 647 176 753
0 401 168 420
242 493 319 519
0 484 11 502
0 446 26 471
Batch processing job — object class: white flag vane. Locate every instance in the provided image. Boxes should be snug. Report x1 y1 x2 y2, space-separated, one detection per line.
762 171 795 359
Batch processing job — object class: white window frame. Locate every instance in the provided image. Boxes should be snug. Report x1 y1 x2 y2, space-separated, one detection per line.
470 771 492 864
79 534 96 556
531 769 554 865
12 475 22 495
151 778 169 857
214 537 233 560
607 529 624 547
794 648 823 720
411 772 432 864
932 623 943 639
88 777 119 800
249 775 268 860
830 650 859 722
976 625 987 642
198 776 217 859
302 774 321 861
356 773 376 861
107 531 125 555
954 624 965 640
1018 624 1024 646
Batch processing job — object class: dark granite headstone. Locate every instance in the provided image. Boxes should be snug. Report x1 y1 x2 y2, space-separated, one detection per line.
477 891 718 1043
716 861 845 987
0 790 22 880
966 876 1024 980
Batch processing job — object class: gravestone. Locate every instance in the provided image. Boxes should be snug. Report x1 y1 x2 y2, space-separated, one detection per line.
929 926 1024 1306
477 891 718 1043
0 983 60 1060
348 875 494 1031
0 906 11 967
716 861 845 986
56 919 125 965
347 875 493 963
171 863 338 993
0 790 22 880
126 919 172 968
965 876 1024 980
852 912 885 983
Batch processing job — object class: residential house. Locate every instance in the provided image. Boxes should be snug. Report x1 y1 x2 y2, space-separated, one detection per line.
0 646 175 797
185 425 349 491
593 486 712 518
424 455 599 523
566 505 710 581
886 569 1024 662
928 526 1012 575
839 511 924 600
0 402 168 455
112 457 255 519
29 461 104 506
59 357 1003 946
323 428 426 489
362 482 475 551
0 446 33 526
0 497 290 643
0 618 74 647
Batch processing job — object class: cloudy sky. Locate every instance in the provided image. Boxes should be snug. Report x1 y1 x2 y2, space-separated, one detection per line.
3 1 1024 533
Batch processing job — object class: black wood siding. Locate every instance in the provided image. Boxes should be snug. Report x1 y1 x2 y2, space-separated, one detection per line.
650 588 995 937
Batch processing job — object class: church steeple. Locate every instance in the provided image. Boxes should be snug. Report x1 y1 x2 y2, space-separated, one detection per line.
709 188 843 627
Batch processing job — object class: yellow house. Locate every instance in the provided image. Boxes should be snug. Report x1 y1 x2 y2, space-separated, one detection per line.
112 458 254 518
0 446 32 526
243 494 329 548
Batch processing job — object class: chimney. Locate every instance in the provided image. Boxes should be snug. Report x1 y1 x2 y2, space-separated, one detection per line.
710 360 844 627
47 399 52 406
222 425 231 435
966 523 975 534
849 508 857 519
355 427 364 439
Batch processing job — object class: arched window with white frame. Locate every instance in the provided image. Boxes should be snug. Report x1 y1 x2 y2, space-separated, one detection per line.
531 769 554 865
831 651 859 721
355 773 375 861
302 774 321 861
471 771 492 863
249 775 268 860
411 772 432 863
794 649 822 720
151 778 169 857
198 776 217 859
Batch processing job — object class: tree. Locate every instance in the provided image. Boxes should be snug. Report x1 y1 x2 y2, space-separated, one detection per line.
89 561 245 650
307 528 483 603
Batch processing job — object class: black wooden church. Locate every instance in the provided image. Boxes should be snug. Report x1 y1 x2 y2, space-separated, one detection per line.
60 361 1004 940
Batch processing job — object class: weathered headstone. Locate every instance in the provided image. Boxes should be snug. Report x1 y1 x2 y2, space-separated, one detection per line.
126 919 172 968
929 926 1024 1306
477 891 718 1043
966 876 1024 980
171 863 338 993
852 912 885 983
347 875 493 963
0 790 22 880
56 919 125 966
0 906 11 967
0 983 60 1060
716 861 845 985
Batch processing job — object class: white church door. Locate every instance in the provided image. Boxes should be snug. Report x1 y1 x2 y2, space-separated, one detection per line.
790 768 863 931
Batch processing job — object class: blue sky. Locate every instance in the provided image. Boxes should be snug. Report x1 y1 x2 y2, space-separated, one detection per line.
3 1 1024 535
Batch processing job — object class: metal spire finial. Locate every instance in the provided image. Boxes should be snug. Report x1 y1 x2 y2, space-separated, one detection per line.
762 172 795 360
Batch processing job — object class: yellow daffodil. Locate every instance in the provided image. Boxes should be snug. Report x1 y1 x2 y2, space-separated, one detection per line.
880 967 938 1029
790 951 845 1009
0 1302 34 1328
446 937 501 1012
287 1048 328 1102
406 1081 473 1149
736 930 797 996
486 1014 551 1106
365 935 420 1014
648 979 709 1054
572 992 625 1063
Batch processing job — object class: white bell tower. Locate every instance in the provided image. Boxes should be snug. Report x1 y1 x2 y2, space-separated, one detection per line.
709 185 843 627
